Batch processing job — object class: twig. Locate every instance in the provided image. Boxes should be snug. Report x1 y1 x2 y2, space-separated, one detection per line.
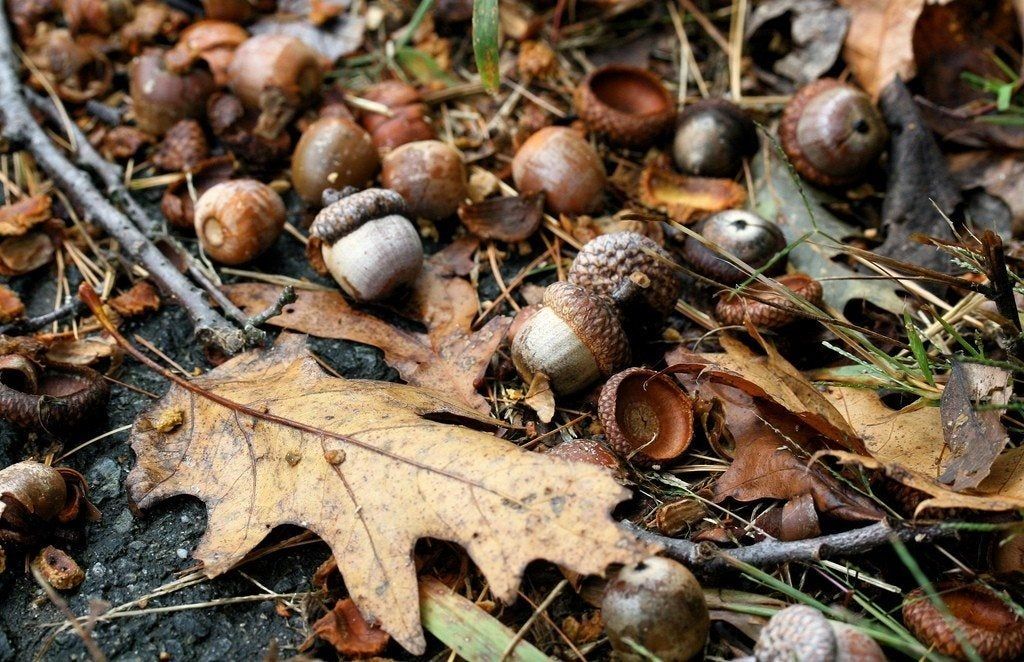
0 298 82 335
622 520 955 578
0 10 245 354
500 579 567 661
244 286 296 331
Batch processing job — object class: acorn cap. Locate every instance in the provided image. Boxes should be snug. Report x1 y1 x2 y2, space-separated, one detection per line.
567 231 681 321
574 65 675 148
682 210 787 284
755 605 837 662
310 188 408 245
0 358 109 431
779 78 888 188
903 582 1024 661
598 367 694 465
543 282 629 377
715 272 823 329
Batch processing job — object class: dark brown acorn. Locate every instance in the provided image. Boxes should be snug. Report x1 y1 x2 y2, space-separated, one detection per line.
682 210 786 284
673 99 758 178
714 273 823 329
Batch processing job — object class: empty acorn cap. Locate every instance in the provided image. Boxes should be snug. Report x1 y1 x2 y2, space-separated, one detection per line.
903 582 1024 661
598 367 694 465
567 231 680 322
574 65 676 147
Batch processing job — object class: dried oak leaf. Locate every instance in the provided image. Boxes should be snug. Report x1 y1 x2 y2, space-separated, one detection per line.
0 284 25 323
0 195 51 237
226 243 510 413
108 281 161 318
939 361 1012 490
311 598 390 658
837 0 923 98
127 334 645 653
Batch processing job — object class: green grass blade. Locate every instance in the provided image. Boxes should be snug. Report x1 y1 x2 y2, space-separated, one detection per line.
472 0 501 92
904 313 934 385
420 576 551 662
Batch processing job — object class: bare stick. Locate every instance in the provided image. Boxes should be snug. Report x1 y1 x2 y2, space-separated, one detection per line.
0 298 82 335
0 9 244 354
622 520 955 577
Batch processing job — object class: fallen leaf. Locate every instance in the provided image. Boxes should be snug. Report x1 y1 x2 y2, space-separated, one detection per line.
458 193 544 242
108 281 161 318
44 337 118 366
127 334 646 652
753 147 906 315
747 0 851 88
226 244 511 413
0 284 24 323
0 232 55 276
837 0 925 98
312 599 390 658
939 361 1012 490
638 165 746 225
522 372 555 424
0 195 51 236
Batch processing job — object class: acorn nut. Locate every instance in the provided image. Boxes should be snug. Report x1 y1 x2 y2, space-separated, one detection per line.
360 81 436 153
193 179 286 265
381 140 467 221
512 127 606 216
129 49 214 136
673 99 758 178
779 79 888 188
598 367 694 466
310 188 424 302
903 582 1024 661
292 117 380 205
602 556 709 661
682 210 786 284
574 65 675 148
567 231 680 327
511 282 629 395
755 604 885 662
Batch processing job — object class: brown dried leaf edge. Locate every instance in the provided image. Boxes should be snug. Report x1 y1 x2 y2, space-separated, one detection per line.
127 334 647 653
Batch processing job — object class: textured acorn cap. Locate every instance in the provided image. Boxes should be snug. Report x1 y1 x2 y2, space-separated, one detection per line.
715 272 823 330
543 282 629 376
568 231 680 321
598 367 693 465
310 188 408 245
574 65 676 148
755 605 837 662
903 583 1024 661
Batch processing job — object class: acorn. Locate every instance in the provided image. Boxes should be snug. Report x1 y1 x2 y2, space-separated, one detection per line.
310 188 423 302
715 273 823 330
510 282 629 396
598 368 694 466
360 80 436 153
164 20 248 86
512 127 606 216
755 605 885 662
681 210 787 284
574 65 675 148
779 78 888 188
903 582 1024 661
673 99 758 178
291 117 380 205
63 0 134 35
567 231 680 328
602 556 709 661
193 179 286 265
129 48 214 136
227 34 323 137
381 140 467 221
0 355 109 431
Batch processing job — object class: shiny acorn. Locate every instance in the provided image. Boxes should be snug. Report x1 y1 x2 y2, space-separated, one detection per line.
512 127 606 216
682 210 786 284
673 99 758 177
193 179 286 264
292 117 380 205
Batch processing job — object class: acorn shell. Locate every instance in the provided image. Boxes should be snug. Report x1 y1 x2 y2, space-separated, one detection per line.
682 210 787 284
903 582 1024 662
574 65 675 148
542 282 630 378
714 273 823 329
779 78 888 188
598 367 694 465
0 359 109 431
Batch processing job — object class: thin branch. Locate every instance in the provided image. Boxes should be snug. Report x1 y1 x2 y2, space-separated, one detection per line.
0 8 245 354
0 298 82 335
622 520 955 577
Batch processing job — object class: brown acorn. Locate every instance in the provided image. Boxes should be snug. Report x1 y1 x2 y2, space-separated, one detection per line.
598 367 694 466
512 127 606 216
360 81 436 153
673 98 758 178
574 65 675 148
129 48 214 136
714 273 823 329
682 210 787 284
291 117 379 205
381 140 467 221
193 179 286 264
163 20 248 86
779 78 888 188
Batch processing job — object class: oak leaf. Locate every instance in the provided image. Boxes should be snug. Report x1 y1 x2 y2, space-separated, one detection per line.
127 334 645 653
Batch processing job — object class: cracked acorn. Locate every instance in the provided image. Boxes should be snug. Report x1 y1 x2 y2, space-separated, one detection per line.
310 187 423 302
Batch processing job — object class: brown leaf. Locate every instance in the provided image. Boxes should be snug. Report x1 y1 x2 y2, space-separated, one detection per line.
837 0 924 98
0 232 55 276
312 599 390 658
127 334 646 652
638 165 746 225
746 0 851 88
939 362 1012 490
0 195 51 237
108 281 161 318
458 193 544 242
226 246 510 413
0 284 25 323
